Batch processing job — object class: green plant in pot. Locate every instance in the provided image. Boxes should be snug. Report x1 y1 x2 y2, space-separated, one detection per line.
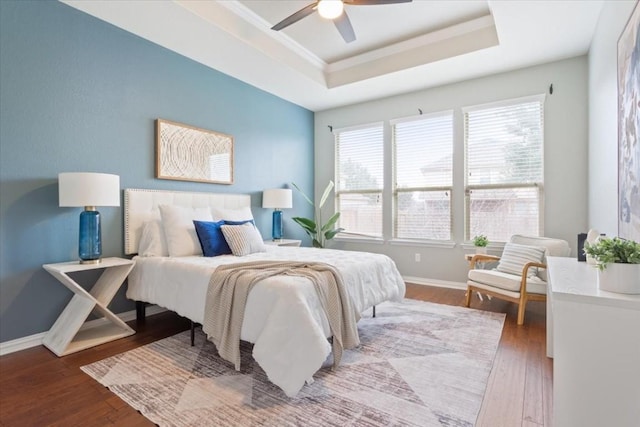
583 237 640 294
472 234 489 254
473 234 489 247
291 181 344 248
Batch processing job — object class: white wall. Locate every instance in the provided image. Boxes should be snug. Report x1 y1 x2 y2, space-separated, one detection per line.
588 1 637 236
315 57 589 285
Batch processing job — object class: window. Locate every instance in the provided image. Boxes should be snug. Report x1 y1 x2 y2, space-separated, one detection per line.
464 95 545 242
335 123 384 238
392 112 453 240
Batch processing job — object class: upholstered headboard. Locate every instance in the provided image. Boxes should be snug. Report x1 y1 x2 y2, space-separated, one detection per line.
124 188 251 255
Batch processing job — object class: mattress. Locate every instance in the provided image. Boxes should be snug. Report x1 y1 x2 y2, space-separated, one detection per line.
127 245 406 396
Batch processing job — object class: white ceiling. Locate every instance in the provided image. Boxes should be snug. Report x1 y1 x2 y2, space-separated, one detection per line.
62 0 604 112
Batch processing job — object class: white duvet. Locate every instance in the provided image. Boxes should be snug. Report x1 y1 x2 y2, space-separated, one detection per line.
127 246 405 397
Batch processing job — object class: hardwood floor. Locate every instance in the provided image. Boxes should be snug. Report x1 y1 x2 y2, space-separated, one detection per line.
0 283 552 426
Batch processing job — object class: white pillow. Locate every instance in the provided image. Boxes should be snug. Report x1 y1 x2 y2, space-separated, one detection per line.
221 222 266 256
159 205 213 257
138 219 169 257
212 206 254 222
496 243 546 278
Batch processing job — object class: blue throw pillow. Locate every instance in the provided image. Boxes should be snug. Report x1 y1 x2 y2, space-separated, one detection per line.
193 220 231 257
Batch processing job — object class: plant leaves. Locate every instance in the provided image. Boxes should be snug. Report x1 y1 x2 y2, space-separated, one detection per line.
292 217 316 233
291 181 342 247
324 228 344 240
291 182 314 207
321 212 340 232
584 237 640 270
318 180 335 209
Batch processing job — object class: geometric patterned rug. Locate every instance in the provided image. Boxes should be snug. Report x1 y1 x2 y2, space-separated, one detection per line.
81 299 504 427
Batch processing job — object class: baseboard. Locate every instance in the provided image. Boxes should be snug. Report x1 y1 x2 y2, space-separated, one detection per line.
403 276 467 290
0 305 167 357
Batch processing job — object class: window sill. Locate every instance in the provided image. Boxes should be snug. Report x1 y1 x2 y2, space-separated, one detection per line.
460 242 506 251
389 239 456 249
334 236 385 245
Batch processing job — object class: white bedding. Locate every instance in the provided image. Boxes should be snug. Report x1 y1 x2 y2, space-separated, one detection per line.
127 245 405 397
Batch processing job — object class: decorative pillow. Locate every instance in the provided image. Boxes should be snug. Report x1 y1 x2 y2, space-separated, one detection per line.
193 220 232 257
496 243 546 278
225 219 255 226
220 222 266 256
212 206 254 222
159 205 213 257
138 219 169 257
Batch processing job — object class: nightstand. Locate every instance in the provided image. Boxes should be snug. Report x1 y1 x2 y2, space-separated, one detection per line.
42 257 135 356
264 239 302 247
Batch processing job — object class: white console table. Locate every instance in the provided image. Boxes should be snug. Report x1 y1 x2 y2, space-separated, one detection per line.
546 257 640 427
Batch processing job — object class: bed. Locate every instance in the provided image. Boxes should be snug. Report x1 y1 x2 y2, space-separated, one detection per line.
124 188 406 397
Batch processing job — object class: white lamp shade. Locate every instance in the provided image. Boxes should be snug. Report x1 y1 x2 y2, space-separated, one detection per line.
262 189 292 209
58 172 120 207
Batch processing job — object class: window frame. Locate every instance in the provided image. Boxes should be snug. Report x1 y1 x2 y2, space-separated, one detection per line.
333 121 385 240
390 110 454 243
462 94 546 243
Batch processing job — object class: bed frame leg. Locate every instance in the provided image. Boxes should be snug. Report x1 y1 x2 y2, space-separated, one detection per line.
136 301 146 324
373 305 376 318
191 321 196 346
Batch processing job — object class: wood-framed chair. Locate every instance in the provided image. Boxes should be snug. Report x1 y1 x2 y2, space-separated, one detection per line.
465 235 571 325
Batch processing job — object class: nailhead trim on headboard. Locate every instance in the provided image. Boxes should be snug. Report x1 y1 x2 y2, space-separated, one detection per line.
124 188 251 255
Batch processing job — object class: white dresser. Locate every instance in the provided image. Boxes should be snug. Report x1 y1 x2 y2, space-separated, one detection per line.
546 257 640 427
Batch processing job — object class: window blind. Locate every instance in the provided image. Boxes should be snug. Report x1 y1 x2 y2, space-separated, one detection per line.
392 112 453 240
464 96 544 241
335 123 384 237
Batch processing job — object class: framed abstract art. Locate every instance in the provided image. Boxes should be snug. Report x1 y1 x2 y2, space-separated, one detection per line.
156 119 234 185
618 1 640 241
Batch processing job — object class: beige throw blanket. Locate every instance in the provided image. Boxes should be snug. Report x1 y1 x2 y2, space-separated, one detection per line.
202 260 360 372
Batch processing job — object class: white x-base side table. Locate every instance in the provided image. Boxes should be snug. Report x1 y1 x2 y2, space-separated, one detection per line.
42 257 135 356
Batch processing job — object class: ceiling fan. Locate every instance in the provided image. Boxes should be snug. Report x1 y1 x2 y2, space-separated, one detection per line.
270 0 413 44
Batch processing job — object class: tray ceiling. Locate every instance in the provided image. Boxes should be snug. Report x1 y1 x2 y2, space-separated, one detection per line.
62 0 605 111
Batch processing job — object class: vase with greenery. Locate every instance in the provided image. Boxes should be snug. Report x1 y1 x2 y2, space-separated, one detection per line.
473 234 489 254
291 181 344 248
473 234 489 247
583 237 640 294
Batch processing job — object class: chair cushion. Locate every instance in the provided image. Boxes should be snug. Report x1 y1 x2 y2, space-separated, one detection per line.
468 268 547 294
496 242 546 277
510 235 571 257
510 235 571 281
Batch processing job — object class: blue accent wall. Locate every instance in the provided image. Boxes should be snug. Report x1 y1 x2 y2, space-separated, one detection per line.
0 0 314 343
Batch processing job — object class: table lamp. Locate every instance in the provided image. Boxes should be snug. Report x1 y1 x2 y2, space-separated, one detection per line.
262 189 292 241
58 172 120 264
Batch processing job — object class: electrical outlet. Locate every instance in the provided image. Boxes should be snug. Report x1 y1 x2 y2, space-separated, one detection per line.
415 253 421 262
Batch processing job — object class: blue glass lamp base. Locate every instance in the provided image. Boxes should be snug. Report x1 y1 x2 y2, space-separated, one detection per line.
272 210 283 241
79 209 102 264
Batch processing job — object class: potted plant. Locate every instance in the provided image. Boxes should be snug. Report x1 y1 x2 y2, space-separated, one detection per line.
472 234 489 254
291 181 344 248
583 237 640 294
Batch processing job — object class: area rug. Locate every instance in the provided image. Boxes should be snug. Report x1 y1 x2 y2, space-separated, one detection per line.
81 299 505 426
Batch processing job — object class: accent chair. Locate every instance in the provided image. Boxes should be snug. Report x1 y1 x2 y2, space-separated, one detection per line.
465 234 571 325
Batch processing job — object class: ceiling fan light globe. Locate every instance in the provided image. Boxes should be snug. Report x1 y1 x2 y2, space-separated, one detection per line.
317 0 344 19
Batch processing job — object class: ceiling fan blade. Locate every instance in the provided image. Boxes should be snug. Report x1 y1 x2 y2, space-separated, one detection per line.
334 11 356 43
346 0 412 5
271 2 318 31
